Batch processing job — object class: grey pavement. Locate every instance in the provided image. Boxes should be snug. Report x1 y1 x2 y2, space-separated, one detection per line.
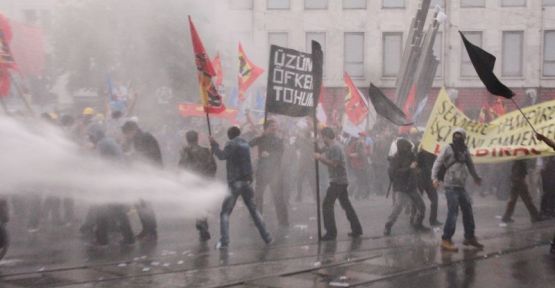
0 192 553 287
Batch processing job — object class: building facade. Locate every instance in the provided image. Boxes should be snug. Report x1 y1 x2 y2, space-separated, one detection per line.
224 0 555 112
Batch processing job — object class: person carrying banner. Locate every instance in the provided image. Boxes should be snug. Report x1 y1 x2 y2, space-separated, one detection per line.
315 127 363 241
384 138 428 236
501 160 543 224
178 130 217 242
121 121 161 241
210 126 272 249
249 119 289 227
432 128 484 252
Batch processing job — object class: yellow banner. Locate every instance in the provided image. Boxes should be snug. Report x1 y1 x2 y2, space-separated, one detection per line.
421 88 555 163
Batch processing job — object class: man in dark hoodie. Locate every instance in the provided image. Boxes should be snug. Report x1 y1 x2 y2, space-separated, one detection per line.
122 121 161 241
179 130 217 241
384 138 428 236
210 126 272 249
432 128 483 252
87 124 135 246
501 160 542 224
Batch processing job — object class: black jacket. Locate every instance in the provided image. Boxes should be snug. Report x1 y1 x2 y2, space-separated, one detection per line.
389 151 417 193
133 131 163 167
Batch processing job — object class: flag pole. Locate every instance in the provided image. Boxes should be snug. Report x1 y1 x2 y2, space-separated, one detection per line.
0 97 9 115
205 112 212 136
313 110 322 241
9 73 33 115
311 41 324 242
510 98 538 134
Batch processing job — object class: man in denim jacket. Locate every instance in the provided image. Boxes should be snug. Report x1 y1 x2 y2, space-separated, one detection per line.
432 128 483 252
210 126 272 249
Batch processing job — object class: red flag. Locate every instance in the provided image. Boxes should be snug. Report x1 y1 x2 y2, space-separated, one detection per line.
212 53 223 87
0 13 14 97
399 85 417 134
403 85 417 119
179 103 238 124
9 20 45 76
238 42 263 102
188 16 225 114
343 72 368 125
490 98 506 118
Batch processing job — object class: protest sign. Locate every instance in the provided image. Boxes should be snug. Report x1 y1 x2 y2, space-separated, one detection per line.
421 88 555 163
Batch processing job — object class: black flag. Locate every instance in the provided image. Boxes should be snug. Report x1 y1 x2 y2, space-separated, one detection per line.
367 83 412 126
459 31 514 99
266 45 321 117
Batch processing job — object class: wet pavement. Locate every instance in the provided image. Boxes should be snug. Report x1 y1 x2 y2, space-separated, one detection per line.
0 193 554 287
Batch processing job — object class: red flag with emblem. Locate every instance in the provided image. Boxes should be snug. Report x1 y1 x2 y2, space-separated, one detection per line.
179 103 238 124
0 13 15 97
343 72 368 125
212 53 223 87
238 42 263 102
188 16 225 114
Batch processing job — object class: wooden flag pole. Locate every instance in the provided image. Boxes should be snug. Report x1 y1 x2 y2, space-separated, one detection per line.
510 98 538 134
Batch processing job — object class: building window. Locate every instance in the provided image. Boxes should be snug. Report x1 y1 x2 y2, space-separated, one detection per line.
460 0 485 7
382 33 403 77
306 32 326 76
545 0 555 6
267 0 289 10
344 32 365 77
502 31 524 77
383 0 405 8
305 0 328 9
268 32 289 48
230 0 253 9
544 31 555 76
460 31 482 77
433 32 443 77
501 0 526 7
343 0 367 9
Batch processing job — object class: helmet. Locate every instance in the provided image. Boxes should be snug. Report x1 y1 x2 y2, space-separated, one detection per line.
82 107 95 116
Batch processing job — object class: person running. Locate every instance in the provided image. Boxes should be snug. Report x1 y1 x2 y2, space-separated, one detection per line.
315 127 363 241
210 126 272 249
384 138 428 236
432 128 484 252
178 130 217 242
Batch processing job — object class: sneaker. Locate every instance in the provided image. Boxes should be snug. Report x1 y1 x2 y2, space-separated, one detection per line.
321 234 336 241
501 218 514 224
441 240 459 252
216 241 228 249
463 238 484 249
383 224 392 236
348 232 362 238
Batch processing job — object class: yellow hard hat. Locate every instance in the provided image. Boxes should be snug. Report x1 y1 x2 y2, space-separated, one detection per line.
82 107 95 116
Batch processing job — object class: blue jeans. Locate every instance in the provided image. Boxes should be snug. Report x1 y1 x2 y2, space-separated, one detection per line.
219 181 271 246
443 186 476 241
